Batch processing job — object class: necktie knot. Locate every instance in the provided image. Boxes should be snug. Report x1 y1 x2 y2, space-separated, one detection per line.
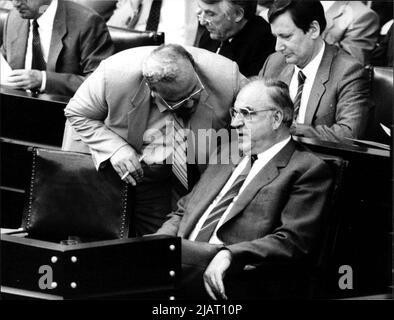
251 154 258 164
33 19 39 29
298 70 306 84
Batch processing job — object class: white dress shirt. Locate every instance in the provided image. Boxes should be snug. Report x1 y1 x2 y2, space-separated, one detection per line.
289 42 325 123
24 0 58 92
321 1 336 12
189 136 291 244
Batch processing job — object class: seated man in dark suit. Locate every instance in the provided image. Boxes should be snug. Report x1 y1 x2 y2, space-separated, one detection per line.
155 78 333 299
196 0 275 76
1 0 114 96
259 0 371 142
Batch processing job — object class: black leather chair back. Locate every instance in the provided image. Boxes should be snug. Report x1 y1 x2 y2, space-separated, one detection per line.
307 154 348 298
365 66 393 144
0 8 9 46
108 26 165 53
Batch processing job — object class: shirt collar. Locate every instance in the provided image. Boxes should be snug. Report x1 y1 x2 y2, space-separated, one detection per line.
35 0 58 29
321 1 336 12
295 41 325 80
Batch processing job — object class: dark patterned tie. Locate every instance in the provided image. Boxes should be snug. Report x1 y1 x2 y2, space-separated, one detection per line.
194 155 257 242
31 20 46 71
293 70 306 122
146 0 162 31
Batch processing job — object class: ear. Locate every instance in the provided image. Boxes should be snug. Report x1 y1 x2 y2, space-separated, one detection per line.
272 110 283 130
308 20 321 39
233 7 245 23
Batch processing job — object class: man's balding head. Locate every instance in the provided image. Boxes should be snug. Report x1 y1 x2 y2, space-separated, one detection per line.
142 44 196 86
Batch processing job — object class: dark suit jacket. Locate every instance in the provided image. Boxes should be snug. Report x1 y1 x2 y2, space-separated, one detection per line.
197 15 275 77
259 44 371 142
156 139 333 271
1 0 114 96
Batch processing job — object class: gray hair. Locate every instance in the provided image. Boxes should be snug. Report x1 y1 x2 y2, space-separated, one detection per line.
142 44 196 85
245 77 294 127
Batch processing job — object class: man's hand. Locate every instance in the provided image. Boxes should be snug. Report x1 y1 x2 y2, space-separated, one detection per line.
203 249 232 300
6 69 43 90
110 145 143 186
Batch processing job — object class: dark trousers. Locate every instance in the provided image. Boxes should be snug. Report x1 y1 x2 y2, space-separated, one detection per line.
128 164 173 237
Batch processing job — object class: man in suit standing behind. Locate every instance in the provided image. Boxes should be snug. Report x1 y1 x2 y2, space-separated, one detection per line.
1 0 114 96
259 0 371 142
155 78 333 299
64 44 245 236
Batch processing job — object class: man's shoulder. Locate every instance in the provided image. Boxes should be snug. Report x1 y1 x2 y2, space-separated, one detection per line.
260 51 288 77
324 44 366 77
62 0 105 22
345 0 378 18
291 141 332 172
104 46 155 67
187 46 241 81
187 46 236 67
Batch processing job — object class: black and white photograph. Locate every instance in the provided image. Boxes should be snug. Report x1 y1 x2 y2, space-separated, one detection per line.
0 0 392 311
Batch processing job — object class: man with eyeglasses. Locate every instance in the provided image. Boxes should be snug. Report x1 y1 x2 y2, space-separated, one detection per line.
155 78 333 299
195 0 275 77
64 44 246 236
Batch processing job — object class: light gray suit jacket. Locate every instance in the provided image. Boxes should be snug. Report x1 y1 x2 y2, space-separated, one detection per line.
259 43 371 142
64 46 246 170
1 0 114 96
323 1 380 66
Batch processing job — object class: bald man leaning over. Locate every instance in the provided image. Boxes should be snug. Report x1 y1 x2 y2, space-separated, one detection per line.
64 44 246 236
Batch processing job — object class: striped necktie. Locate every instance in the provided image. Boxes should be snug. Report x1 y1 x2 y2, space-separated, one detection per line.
31 20 46 71
293 70 306 122
172 114 188 191
194 155 257 242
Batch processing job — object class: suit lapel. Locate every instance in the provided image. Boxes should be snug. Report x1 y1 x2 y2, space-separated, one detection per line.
180 163 235 238
304 44 334 124
9 18 29 68
47 1 67 72
219 140 296 227
127 79 151 152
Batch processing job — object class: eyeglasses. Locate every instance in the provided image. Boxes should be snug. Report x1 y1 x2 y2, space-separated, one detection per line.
230 107 277 121
152 74 205 111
